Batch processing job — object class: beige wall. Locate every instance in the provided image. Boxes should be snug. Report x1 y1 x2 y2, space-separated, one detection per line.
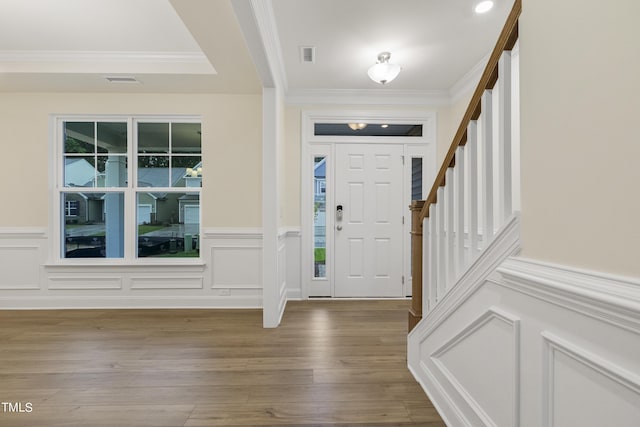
0 92 262 228
277 90 287 228
283 105 302 227
519 0 640 277
442 92 474 165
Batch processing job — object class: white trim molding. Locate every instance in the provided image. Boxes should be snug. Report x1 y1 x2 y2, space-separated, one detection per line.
0 50 215 75
286 88 450 107
496 257 640 333
0 228 48 239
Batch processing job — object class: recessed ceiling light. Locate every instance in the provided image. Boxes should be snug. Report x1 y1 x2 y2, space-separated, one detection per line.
381 124 389 128
475 0 494 14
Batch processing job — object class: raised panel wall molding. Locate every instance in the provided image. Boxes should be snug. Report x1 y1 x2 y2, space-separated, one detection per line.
430 307 520 427
0 245 43 290
48 276 123 290
542 331 640 427
408 218 640 427
210 246 262 289
130 276 203 290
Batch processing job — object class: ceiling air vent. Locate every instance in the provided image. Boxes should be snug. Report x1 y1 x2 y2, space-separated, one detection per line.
104 76 140 84
300 46 315 63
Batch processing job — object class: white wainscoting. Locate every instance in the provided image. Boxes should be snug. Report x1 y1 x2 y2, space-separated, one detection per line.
276 229 288 322
0 227 306 311
284 228 302 300
0 227 266 309
408 228 640 426
0 228 47 291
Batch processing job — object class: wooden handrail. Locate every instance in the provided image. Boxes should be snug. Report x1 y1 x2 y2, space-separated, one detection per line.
419 0 521 221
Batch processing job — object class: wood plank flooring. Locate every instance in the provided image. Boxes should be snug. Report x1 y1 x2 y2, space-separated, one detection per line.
0 300 444 426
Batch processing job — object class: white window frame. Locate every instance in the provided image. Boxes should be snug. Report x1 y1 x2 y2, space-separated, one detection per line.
65 200 79 217
50 114 202 265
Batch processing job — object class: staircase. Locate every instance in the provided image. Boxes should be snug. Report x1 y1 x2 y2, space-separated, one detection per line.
407 2 640 426
409 0 521 331
407 0 523 424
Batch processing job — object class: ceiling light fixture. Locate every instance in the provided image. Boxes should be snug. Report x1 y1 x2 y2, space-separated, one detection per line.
367 52 401 85
474 0 494 14
348 123 368 131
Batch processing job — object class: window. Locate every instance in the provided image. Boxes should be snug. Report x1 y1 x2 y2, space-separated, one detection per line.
313 156 326 278
314 123 423 137
411 157 423 201
57 117 201 260
65 200 79 217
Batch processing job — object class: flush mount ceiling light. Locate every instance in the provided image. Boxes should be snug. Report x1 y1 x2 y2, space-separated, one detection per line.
475 0 494 14
367 52 401 85
348 123 368 131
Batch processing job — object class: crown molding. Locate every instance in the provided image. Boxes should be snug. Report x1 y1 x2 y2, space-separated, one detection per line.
286 50 491 107
0 50 215 74
286 88 451 107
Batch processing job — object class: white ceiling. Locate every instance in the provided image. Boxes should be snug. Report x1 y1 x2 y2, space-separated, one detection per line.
272 0 512 93
0 0 514 101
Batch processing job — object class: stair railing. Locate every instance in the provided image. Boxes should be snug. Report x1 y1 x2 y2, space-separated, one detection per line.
409 0 521 331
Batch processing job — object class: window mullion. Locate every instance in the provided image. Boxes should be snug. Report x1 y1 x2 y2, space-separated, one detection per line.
125 117 135 261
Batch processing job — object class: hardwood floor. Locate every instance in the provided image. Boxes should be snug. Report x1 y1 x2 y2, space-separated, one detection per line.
0 300 444 426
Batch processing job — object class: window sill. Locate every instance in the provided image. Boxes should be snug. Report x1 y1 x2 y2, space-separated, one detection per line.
44 259 206 271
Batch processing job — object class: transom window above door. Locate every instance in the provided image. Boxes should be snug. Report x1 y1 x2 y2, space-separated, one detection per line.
314 123 423 137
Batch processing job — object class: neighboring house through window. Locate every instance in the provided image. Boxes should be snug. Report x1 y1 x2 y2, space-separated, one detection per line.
56 117 202 260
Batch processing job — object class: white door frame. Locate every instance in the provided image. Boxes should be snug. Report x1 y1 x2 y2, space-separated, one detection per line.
300 110 436 299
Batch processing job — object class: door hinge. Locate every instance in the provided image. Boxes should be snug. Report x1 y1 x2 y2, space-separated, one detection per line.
402 155 405 165
402 216 405 224
402 275 405 284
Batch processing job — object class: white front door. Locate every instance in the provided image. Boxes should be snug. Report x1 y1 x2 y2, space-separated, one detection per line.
334 144 404 297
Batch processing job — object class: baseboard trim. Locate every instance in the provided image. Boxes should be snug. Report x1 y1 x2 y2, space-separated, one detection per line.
408 361 468 426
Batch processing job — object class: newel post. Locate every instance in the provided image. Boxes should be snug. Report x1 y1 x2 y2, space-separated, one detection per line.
408 200 425 332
